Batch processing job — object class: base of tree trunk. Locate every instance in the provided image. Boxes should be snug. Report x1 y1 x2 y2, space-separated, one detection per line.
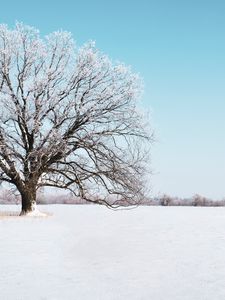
20 202 47 217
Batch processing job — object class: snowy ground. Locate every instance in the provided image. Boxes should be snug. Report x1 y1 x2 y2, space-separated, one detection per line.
1 205 225 300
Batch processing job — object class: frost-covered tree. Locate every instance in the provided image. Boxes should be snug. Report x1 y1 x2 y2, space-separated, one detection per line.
0 23 151 215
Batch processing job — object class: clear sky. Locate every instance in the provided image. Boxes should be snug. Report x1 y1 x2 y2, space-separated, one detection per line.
0 0 224 199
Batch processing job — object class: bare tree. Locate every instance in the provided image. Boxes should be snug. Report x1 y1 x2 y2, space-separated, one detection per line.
0 23 152 215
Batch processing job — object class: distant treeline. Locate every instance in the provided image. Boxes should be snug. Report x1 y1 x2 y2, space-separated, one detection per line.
142 194 225 207
0 189 225 207
0 189 90 205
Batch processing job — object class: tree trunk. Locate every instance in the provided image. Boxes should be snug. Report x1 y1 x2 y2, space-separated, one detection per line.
20 186 37 216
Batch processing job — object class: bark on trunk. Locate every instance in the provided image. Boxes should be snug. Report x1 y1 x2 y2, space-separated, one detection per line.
20 187 37 216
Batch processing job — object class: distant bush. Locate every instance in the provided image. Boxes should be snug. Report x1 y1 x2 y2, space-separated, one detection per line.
0 189 20 204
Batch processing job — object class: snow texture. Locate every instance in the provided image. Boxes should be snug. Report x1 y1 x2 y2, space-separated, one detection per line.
1 205 225 300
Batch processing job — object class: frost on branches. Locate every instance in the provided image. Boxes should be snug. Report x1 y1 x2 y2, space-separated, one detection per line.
0 23 152 215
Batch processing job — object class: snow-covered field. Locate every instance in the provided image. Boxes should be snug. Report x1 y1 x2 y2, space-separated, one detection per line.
1 205 225 300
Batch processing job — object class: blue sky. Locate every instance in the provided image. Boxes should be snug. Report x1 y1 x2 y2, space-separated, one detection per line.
1 0 225 198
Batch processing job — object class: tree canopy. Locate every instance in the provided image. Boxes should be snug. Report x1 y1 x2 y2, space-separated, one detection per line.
0 23 152 214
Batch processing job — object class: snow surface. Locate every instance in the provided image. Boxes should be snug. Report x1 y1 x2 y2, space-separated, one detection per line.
1 205 225 300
